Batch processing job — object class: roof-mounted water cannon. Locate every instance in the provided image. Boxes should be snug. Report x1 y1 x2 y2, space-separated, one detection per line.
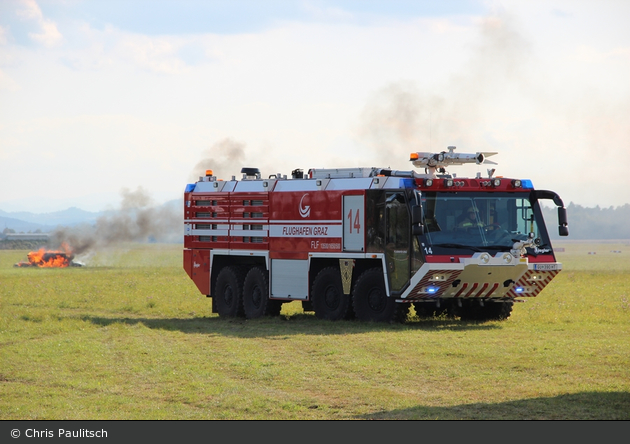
410 146 498 177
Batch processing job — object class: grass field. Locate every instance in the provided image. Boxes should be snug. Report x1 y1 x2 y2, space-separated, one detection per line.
1 241 629 420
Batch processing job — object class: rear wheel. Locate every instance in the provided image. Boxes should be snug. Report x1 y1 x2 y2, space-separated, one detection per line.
214 266 245 318
243 266 281 319
311 267 351 320
353 268 408 323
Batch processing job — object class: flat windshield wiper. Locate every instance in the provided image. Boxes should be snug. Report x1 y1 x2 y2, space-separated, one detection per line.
432 243 485 252
482 245 511 251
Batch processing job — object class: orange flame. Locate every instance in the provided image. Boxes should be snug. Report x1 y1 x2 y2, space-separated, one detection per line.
17 243 74 268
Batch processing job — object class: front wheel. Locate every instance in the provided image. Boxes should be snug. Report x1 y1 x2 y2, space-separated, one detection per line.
458 300 513 321
413 301 448 318
352 268 408 323
311 267 351 320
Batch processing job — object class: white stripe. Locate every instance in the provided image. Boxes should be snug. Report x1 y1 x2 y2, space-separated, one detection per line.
269 224 342 238
190 229 229 236
270 220 341 224
230 230 268 237
185 219 229 224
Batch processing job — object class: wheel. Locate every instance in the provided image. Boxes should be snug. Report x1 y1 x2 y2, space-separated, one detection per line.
413 300 448 318
242 266 282 319
214 266 245 318
483 300 513 320
311 267 351 320
352 268 408 323
458 300 513 321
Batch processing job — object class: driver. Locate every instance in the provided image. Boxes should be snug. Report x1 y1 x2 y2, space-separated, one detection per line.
457 207 484 229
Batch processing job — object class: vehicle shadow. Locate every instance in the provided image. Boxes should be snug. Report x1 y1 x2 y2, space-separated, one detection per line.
356 391 630 420
79 313 502 337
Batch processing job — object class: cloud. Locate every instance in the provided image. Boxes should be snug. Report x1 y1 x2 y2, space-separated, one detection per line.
16 0 63 47
0 25 7 45
0 68 20 91
301 2 355 21
116 33 193 74
573 45 630 64
1 1 629 211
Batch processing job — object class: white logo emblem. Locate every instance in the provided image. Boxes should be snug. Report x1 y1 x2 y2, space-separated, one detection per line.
299 194 311 218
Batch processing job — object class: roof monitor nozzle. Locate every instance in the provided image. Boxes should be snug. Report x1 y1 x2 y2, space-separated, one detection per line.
410 146 498 177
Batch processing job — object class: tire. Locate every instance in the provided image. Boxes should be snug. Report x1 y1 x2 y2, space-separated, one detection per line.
483 300 513 320
353 268 408 323
311 267 351 320
243 266 281 319
414 301 445 318
458 300 513 321
214 266 245 318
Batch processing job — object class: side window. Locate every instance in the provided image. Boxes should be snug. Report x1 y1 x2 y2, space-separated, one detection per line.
365 190 386 253
386 193 409 249
385 192 410 292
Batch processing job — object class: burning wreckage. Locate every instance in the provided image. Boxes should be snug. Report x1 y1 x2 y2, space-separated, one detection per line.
14 244 84 268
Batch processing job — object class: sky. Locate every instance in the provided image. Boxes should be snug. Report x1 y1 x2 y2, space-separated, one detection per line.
1 0 629 213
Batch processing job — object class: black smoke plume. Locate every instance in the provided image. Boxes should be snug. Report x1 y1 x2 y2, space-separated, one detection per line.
189 138 247 181
49 187 182 256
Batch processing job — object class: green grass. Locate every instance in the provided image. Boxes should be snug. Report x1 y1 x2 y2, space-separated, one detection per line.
1 242 629 419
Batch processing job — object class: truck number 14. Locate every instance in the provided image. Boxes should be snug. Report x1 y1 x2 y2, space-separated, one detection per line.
347 209 361 234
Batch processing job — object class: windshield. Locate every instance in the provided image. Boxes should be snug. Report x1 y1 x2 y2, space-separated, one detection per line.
420 191 551 254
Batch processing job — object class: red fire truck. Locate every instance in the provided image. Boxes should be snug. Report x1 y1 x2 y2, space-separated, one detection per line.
183 147 569 322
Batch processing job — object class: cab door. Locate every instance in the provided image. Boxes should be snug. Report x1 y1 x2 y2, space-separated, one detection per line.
385 192 410 293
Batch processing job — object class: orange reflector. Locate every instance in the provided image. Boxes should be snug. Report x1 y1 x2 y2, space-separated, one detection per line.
409 152 419 161
206 169 213 176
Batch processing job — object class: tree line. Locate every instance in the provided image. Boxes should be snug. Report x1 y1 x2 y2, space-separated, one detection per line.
542 203 630 240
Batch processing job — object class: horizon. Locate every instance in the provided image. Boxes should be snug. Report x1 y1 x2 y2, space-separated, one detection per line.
1 1 629 212
1 186 629 219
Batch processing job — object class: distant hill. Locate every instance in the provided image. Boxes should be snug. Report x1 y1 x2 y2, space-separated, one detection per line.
0 215 54 233
542 203 630 240
0 207 103 229
0 200 183 234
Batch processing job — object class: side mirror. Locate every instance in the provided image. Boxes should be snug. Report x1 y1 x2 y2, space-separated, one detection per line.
412 225 425 236
411 205 423 225
411 205 424 236
558 207 569 236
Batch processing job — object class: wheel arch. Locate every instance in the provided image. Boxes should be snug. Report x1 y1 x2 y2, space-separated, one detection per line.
307 256 387 300
210 251 268 298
